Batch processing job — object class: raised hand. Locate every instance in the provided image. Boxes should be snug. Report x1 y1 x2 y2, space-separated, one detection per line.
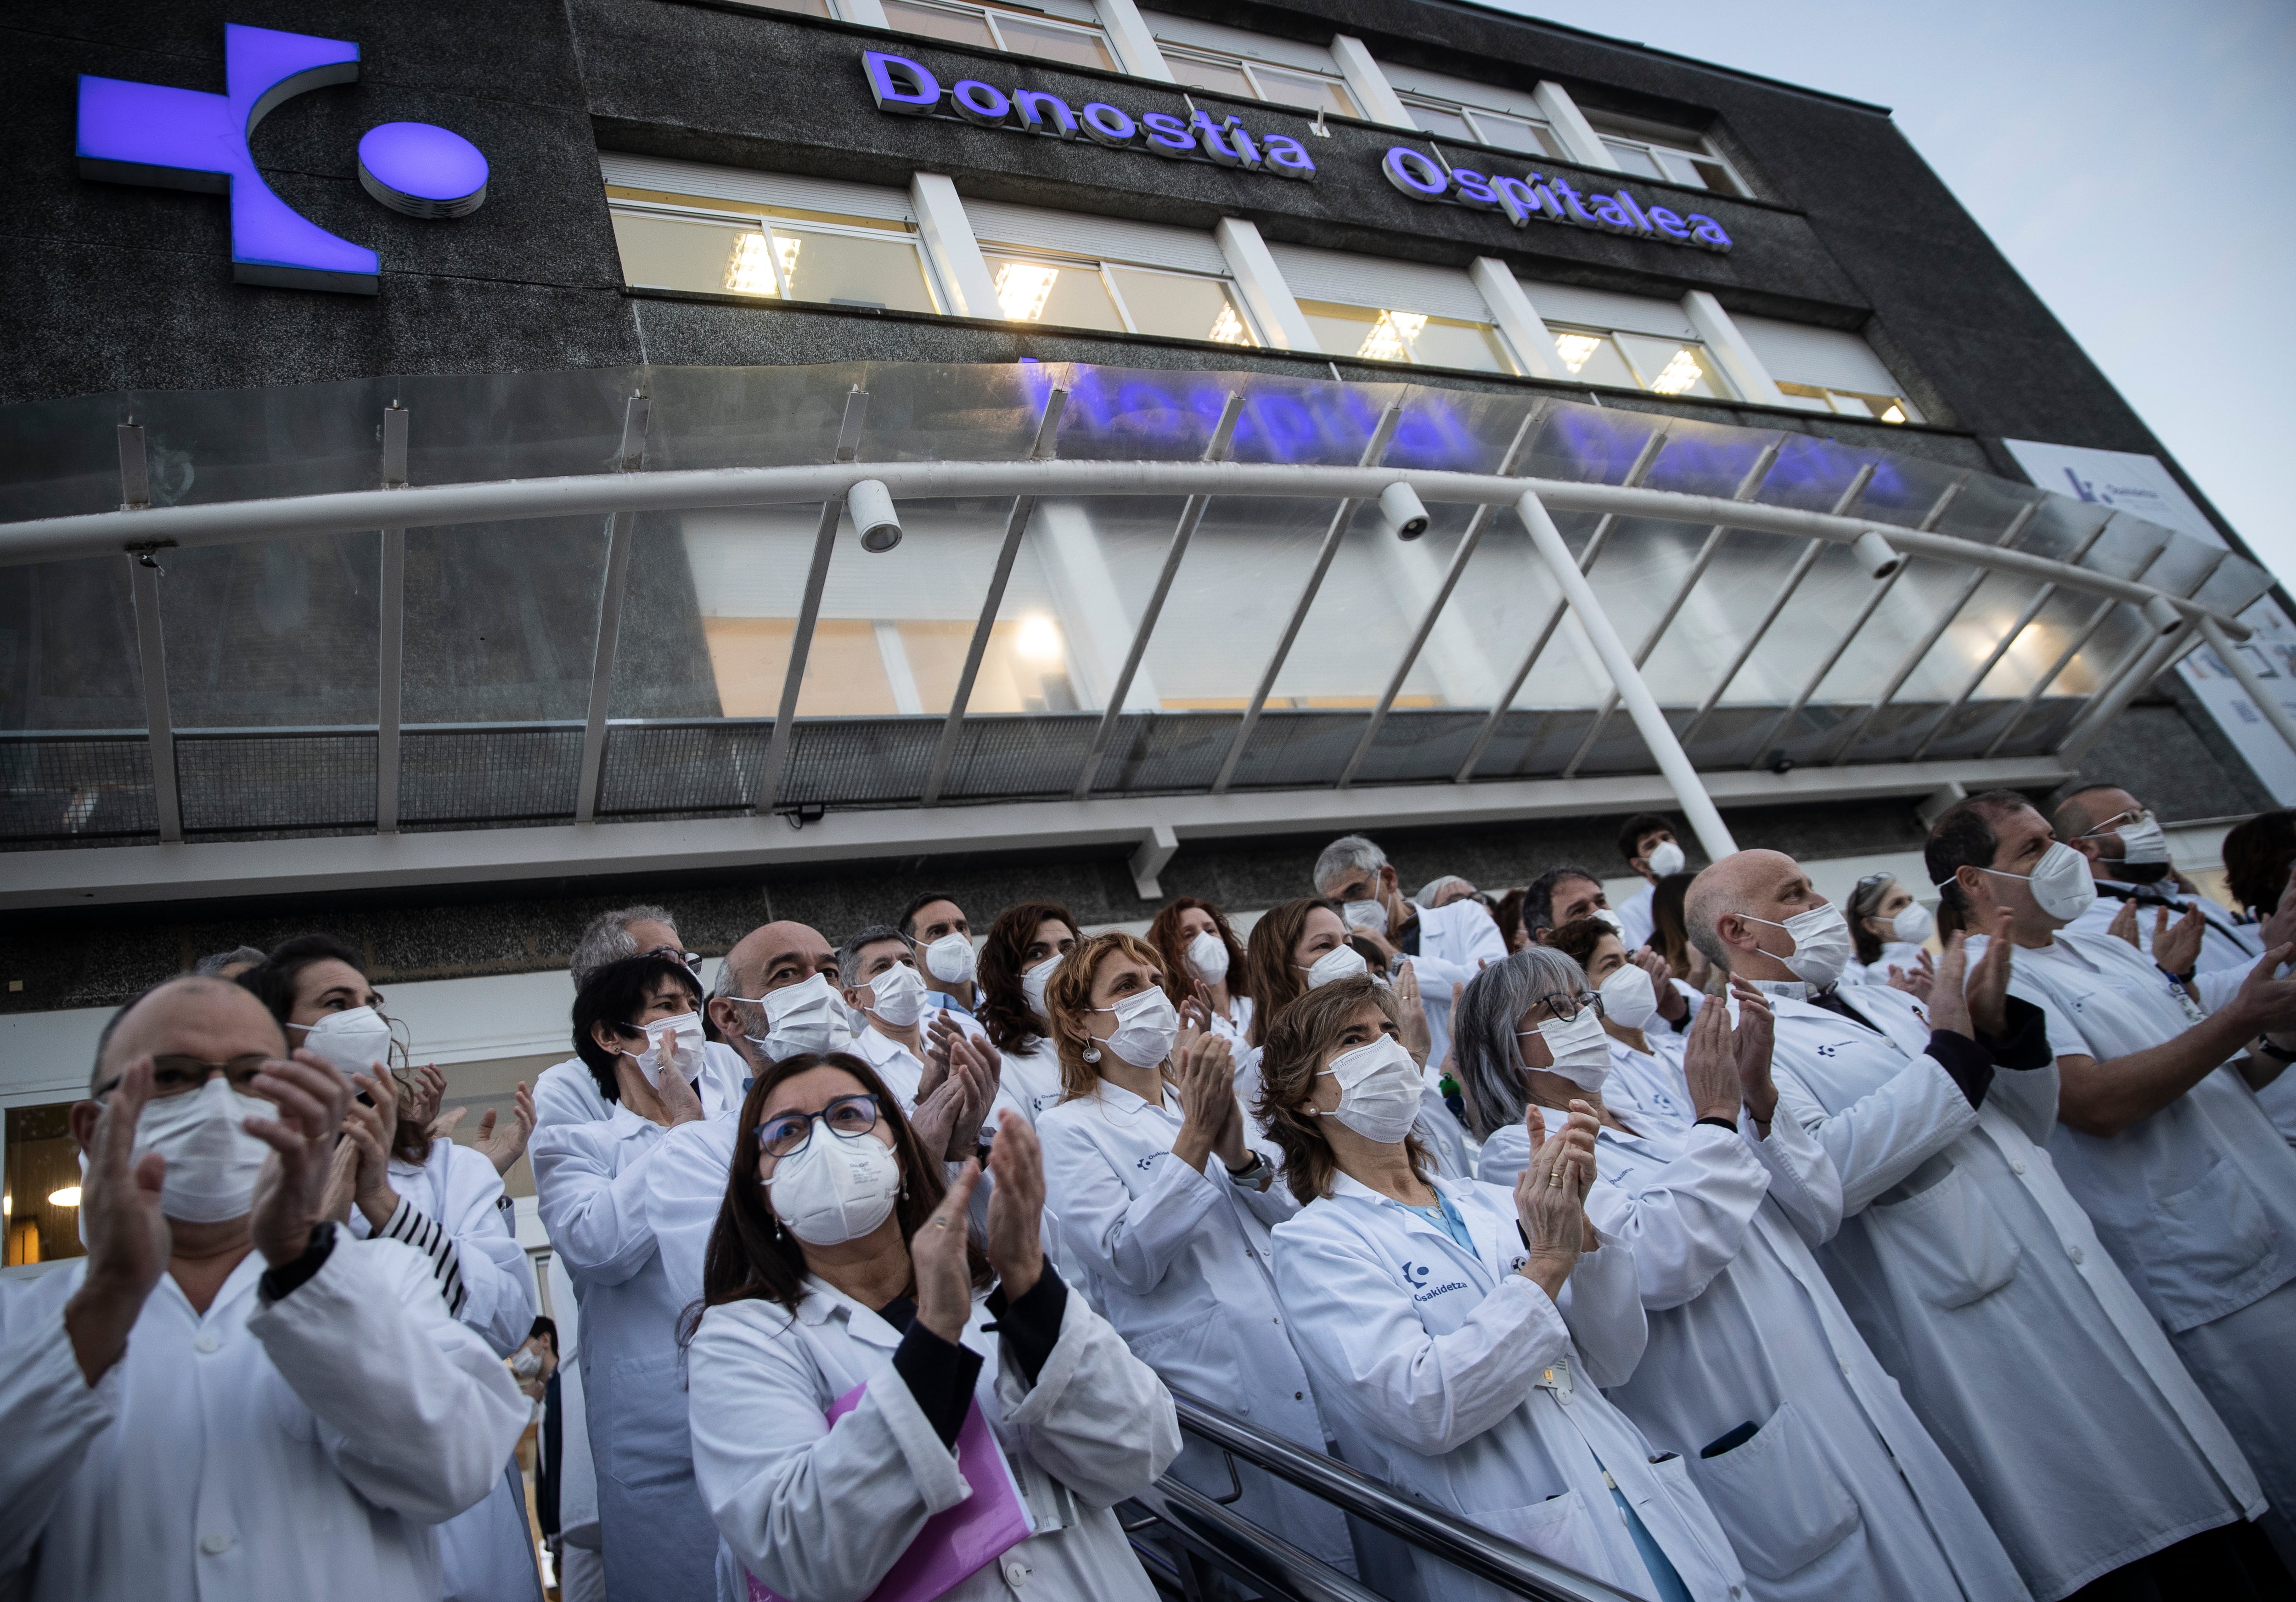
1514 1102 1596 1299
405 1062 448 1132
63 1057 172 1383
2106 899 2140 949
428 1105 469 1140
1680 993 1739 1125
912 1158 979 1343
246 1053 355 1268
651 1040 707 1128
983 1108 1046 1299
1886 948 1936 1003
2261 869 2296 959
945 1032 1001 1158
2231 942 2296 1035
477 1081 535 1176
1964 909 2013 1037
1171 1024 1240 1173
917 1011 965 1101
1928 931 1973 1039
345 1066 403 1229
1393 959 1431 1066
1631 945 1688 1021
2153 904 2206 981
1726 981 1778 1127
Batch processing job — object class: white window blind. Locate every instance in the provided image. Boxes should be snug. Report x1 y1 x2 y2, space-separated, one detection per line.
1731 316 1908 397
599 153 915 224
1266 244 1494 321
963 201 1231 276
1514 280 1696 340
1374 61 1548 122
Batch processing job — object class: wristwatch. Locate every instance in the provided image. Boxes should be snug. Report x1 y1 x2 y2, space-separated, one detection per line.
2254 1034 2296 1065
1223 1151 1272 1189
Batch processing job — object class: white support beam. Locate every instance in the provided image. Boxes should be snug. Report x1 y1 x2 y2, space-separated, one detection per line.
1469 259 1560 380
1680 290 1787 407
1129 823 1179 898
1092 0 1173 81
1327 36 1415 129
0 755 2072 912
1531 81 1620 171
910 173 1000 320
1215 217 1319 353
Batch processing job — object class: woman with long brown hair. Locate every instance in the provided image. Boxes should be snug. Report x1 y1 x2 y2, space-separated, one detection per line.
1033 932 1355 1574
682 1049 1176 1602
1256 976 1746 1602
1146 896 1253 1044
972 900 1082 1123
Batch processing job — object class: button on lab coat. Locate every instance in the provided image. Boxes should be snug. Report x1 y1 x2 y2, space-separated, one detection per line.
349 1139 543 1602
532 1105 725 1602
1771 979 2260 1597
685 1274 1179 1602
1982 928 2296 1537
1489 1100 2022 1602
0 1237 529 1602
1272 1172 1748 1602
1036 1077 1351 1570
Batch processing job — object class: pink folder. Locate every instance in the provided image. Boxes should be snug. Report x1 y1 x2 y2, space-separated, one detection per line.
747 1379 1037 1602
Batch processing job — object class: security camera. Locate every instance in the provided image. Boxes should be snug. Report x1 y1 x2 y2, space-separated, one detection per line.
1851 530 1902 581
1378 481 1431 541
848 479 901 553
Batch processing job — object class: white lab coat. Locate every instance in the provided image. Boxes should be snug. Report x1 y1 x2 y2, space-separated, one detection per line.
349 1139 543 1602
1599 1032 1694 1133
1272 1173 1745 1602
999 1035 1066 1123
1406 899 1511 1081
545 1251 602 1557
1035 1078 1352 1571
1205 992 1255 1047
1619 884 1658 953
1982 927 2296 1536
531 1104 725 1602
1487 1102 2024 1602
1840 942 1930 988
1757 981 2256 1599
685 1274 1179 1602
2064 878 2261 993
852 1024 1031 1150
534 1044 748 1133
0 1237 529 1602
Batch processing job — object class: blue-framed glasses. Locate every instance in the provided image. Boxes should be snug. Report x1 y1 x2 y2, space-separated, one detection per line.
757 1093 881 1159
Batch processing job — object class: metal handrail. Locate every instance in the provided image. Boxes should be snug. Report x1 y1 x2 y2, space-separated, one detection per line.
1124 1473 1386 1602
1170 1392 1640 1602
1 458 2251 637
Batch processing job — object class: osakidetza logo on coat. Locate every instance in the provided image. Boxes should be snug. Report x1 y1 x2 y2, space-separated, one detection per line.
74 22 490 296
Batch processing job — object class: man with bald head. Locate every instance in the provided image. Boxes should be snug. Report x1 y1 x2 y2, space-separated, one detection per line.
0 976 527 1602
2054 783 2267 1003
704 919 846 1078
1691 849 2279 1595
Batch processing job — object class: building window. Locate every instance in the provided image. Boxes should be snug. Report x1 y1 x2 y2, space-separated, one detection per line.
978 248 1256 344
1397 94 1561 160
1778 381 1915 424
1583 111 1747 196
5 1102 85 1268
728 0 836 17
881 0 1118 70
1550 325 1732 398
608 198 944 315
1159 46 1359 117
1298 299 1515 375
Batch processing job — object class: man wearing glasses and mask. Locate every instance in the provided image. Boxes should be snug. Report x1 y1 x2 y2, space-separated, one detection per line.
0 976 527 1602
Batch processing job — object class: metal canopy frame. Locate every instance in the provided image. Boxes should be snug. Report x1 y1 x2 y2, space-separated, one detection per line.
9 435 2274 874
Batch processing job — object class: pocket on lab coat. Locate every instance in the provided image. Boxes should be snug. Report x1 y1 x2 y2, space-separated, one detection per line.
596 1353 695 1492
1688 1400 1861 1580
1122 1303 1231 1400
2138 1153 2278 1328
1865 1163 2022 1308
1469 1488 1600 1580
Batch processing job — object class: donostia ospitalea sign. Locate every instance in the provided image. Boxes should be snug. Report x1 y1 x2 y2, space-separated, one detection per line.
863 49 1733 254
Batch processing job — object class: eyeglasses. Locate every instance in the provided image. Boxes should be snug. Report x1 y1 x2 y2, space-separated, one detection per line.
1528 990 1601 1023
757 1093 881 1159
2080 808 2147 838
1854 871 1893 891
96 1054 273 1100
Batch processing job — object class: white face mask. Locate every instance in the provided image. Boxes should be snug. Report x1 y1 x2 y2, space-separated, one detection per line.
293 1005 394 1077
921 932 977 987
1021 953 1062 1021
737 973 850 1062
1342 898 1390 937
1591 908 1624 935
1966 840 2098 923
1597 964 1658 1031
2091 809 2171 868
1186 930 1230 985
1301 942 1370 989
1526 1008 1612 1094
1741 902 1854 989
1316 1035 1422 1144
860 962 928 1029
121 1076 276 1222
634 1010 705 1087
512 1348 544 1378
1889 902 1935 946
767 1127 902 1246
1646 840 1686 878
1092 987 1179 1069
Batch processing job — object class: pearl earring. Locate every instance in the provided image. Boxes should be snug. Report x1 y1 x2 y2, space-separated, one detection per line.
1082 1040 1102 1064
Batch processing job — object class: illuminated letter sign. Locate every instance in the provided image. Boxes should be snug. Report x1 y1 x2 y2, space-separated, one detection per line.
76 23 490 294
861 51 1313 181
1380 145 1732 253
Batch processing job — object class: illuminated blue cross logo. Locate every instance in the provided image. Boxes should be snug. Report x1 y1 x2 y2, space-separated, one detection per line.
76 23 488 296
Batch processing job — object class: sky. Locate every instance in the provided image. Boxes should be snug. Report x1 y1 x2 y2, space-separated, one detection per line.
1480 0 2296 586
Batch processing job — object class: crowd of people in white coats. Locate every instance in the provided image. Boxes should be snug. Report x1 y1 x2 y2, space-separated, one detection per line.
9 779 2296 1602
